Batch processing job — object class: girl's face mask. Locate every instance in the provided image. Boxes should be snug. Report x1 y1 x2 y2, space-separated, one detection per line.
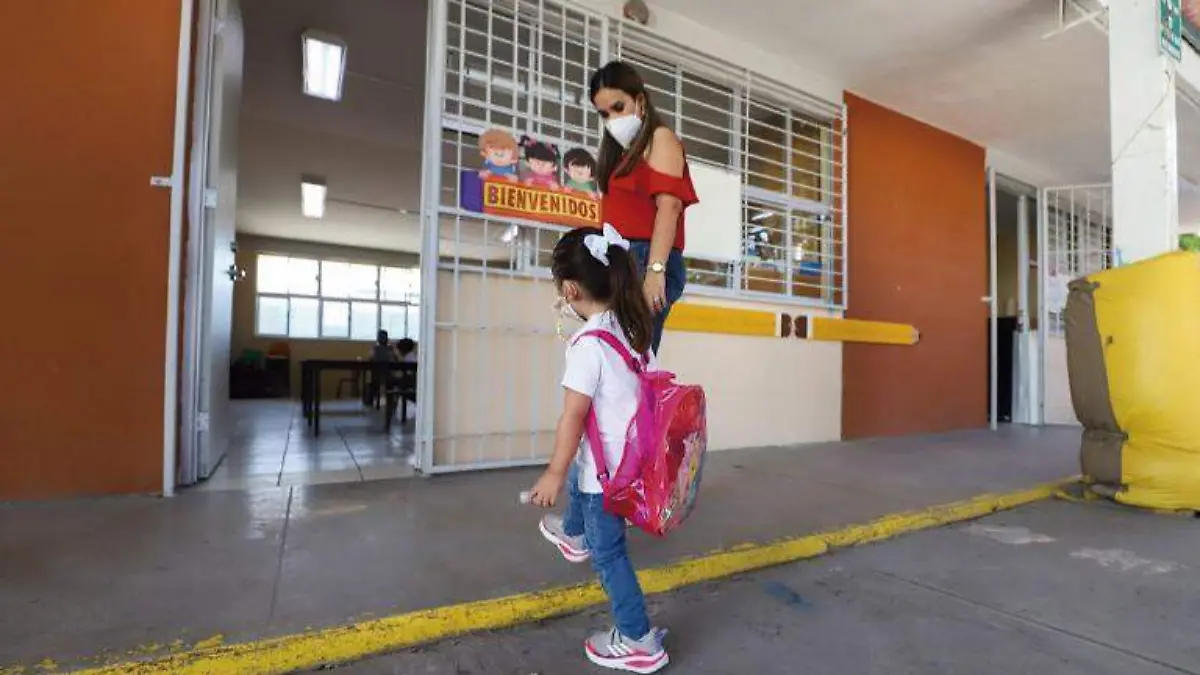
552 294 585 340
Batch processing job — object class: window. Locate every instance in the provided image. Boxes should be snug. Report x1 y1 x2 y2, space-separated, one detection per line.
254 254 421 341
436 0 846 309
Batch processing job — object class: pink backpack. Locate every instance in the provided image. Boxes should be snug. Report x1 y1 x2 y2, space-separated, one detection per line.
577 330 708 537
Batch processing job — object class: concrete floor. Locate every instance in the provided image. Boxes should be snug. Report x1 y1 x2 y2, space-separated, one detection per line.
198 400 417 491
0 425 1078 669
352 500 1200 675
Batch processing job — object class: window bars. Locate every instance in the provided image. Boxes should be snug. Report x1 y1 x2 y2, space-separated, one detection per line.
1042 184 1113 336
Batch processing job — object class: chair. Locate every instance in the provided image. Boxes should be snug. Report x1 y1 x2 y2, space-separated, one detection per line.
335 370 362 400
384 367 418 432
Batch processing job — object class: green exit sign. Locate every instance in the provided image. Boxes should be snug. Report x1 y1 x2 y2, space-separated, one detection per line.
1161 0 1182 61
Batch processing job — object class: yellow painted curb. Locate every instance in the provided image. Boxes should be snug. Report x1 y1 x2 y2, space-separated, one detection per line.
68 479 1072 675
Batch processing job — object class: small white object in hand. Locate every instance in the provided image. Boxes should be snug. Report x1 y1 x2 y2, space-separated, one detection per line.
519 490 532 504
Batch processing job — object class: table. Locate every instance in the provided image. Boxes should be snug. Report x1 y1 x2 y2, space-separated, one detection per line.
300 360 418 436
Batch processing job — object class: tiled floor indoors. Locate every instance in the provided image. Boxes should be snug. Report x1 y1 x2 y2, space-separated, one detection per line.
195 399 417 491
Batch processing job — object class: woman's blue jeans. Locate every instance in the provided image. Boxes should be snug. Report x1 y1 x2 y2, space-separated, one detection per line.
627 243 686 354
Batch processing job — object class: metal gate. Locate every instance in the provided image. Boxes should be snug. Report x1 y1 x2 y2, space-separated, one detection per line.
416 0 846 472
417 0 608 473
1038 183 1113 424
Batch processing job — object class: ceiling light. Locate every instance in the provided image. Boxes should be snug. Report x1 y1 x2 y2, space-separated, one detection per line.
302 31 346 101
301 177 327 219
500 224 520 244
751 210 776 222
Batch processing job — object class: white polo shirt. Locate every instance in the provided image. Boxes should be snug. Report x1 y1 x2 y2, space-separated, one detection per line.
561 311 657 494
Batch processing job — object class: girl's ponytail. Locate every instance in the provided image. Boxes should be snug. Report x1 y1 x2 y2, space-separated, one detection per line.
605 246 655 355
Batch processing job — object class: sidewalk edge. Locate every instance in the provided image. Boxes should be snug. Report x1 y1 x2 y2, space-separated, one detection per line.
69 478 1076 675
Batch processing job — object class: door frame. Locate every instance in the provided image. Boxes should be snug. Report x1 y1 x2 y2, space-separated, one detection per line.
987 167 998 430
164 0 199 496
178 0 229 489
987 170 1045 428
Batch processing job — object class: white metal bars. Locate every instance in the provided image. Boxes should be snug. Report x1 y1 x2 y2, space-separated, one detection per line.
420 0 847 473
613 21 847 308
1040 184 1114 337
424 0 607 472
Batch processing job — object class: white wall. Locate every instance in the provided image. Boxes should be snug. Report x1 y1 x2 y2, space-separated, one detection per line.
430 271 843 468
1043 335 1080 426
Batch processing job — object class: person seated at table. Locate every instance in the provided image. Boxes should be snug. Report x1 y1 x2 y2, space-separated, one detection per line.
395 338 418 364
366 330 398 408
370 330 399 363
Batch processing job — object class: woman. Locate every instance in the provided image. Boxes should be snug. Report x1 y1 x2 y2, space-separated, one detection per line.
589 60 697 354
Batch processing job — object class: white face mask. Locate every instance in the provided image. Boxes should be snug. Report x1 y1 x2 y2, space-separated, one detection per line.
605 114 643 149
553 296 585 340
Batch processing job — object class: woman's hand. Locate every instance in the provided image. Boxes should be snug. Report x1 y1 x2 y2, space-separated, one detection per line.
529 469 567 508
643 272 667 315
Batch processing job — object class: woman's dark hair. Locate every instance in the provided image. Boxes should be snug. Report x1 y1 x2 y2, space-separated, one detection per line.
563 148 597 172
395 338 416 355
520 136 560 163
589 60 666 193
552 228 654 355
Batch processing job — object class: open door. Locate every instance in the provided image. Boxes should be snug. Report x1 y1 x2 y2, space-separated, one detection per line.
180 0 243 486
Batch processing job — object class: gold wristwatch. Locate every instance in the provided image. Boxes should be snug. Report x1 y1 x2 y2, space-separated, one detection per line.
648 261 666 274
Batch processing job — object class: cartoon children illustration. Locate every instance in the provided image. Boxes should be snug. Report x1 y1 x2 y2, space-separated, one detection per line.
562 148 599 197
478 128 520 181
519 136 561 190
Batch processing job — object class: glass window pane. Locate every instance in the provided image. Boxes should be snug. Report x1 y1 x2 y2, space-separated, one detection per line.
348 264 379 300
256 296 289 335
381 267 421 303
321 261 351 299
289 298 319 338
256 255 290 294
288 258 320 296
321 300 349 338
380 304 407 338
405 305 420 340
350 302 379 341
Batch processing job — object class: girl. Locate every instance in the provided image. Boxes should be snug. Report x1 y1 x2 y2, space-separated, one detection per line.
590 60 698 354
527 224 667 674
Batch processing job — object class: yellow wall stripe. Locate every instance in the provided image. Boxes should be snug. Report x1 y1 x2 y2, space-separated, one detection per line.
663 302 778 338
62 478 1073 675
663 302 917 345
809 317 919 345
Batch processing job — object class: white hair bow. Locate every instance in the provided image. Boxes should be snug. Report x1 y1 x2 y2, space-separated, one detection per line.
584 223 631 267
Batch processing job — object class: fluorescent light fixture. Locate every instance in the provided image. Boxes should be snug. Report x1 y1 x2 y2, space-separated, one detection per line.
301 176 327 219
500 224 520 244
302 30 346 101
751 210 776 222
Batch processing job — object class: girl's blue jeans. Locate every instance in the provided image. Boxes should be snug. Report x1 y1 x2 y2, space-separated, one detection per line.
562 464 651 640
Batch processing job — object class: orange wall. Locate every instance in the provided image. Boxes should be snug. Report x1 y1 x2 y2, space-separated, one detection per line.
0 1 183 499
842 94 988 439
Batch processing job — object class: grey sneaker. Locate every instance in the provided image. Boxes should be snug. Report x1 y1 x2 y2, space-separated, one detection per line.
539 514 589 563
584 627 668 673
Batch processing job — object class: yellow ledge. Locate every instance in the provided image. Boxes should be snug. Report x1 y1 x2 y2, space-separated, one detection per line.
63 478 1075 675
663 303 917 345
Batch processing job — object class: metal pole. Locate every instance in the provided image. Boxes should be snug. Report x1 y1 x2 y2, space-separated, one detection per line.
1016 193 1030 424
1037 188 1049 425
988 167 998 431
416 0 449 473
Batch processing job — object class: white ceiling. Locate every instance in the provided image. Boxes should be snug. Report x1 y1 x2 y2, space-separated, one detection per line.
237 0 427 251
651 0 1200 220
235 0 1200 252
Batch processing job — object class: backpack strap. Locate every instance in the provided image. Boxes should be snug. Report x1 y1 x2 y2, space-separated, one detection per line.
573 330 651 486
574 330 649 373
